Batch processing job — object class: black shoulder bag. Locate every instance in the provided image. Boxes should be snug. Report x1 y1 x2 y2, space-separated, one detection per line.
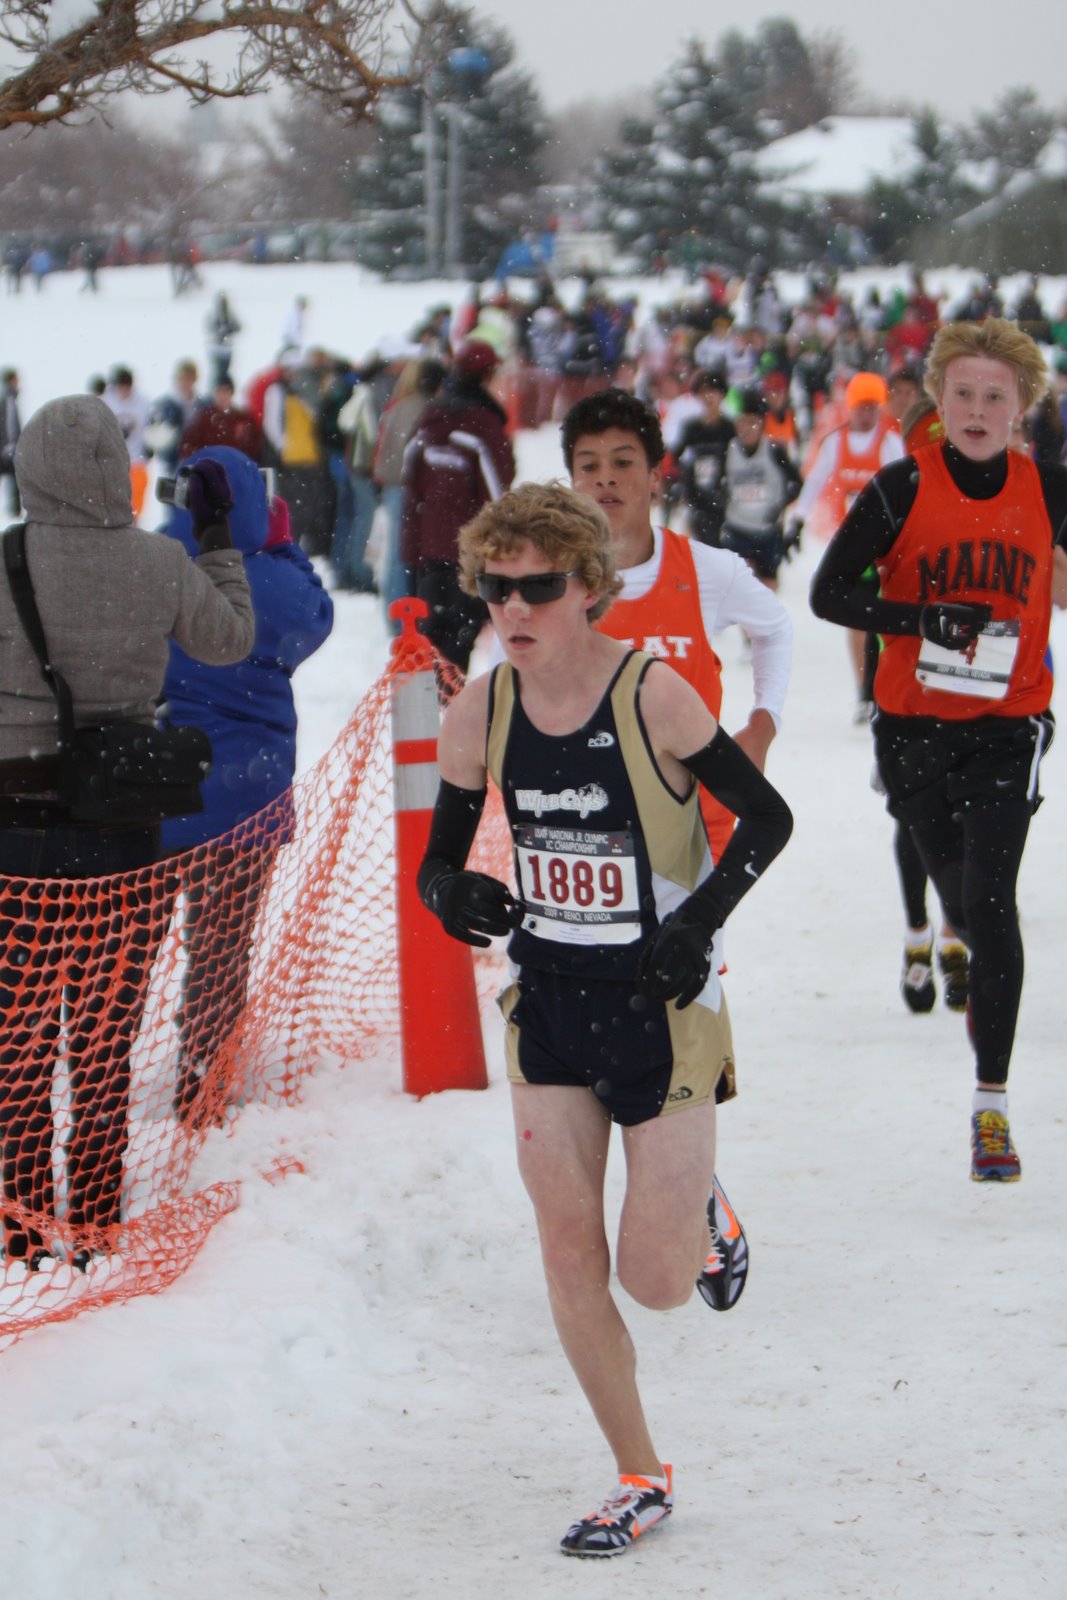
2 524 212 826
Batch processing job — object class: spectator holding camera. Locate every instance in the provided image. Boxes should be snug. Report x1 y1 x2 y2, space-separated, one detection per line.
0 396 253 1272
157 447 333 1126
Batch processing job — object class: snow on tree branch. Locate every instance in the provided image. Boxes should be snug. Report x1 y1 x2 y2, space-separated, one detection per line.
0 0 427 129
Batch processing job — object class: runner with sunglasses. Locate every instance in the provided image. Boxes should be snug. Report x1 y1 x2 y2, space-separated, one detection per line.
419 481 792 1557
560 388 795 1314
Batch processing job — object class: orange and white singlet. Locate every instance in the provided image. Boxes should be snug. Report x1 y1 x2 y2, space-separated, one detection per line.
826 416 900 524
875 445 1053 720
595 527 734 858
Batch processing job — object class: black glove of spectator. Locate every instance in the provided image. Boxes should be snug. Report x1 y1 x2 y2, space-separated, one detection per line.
428 869 519 948
919 602 993 651
637 902 715 1010
183 460 234 541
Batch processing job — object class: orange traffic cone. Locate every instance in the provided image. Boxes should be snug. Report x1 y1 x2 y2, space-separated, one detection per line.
389 598 488 1098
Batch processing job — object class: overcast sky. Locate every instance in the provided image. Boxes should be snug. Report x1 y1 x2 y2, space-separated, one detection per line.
466 0 1067 122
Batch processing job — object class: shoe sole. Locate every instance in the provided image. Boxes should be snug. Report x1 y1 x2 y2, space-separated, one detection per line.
697 1182 748 1310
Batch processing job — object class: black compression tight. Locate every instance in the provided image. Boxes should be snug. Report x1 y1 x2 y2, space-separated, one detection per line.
909 799 1032 1085
894 823 930 931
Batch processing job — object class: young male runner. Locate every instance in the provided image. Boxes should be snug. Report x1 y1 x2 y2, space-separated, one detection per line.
811 318 1067 1181
793 372 905 720
419 482 792 1554
561 388 793 1308
717 386 803 592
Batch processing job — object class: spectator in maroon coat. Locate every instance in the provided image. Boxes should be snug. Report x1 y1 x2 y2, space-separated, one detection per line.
400 340 515 669
179 379 264 463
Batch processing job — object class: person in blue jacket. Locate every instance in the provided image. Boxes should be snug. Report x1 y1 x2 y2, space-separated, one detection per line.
158 445 334 1123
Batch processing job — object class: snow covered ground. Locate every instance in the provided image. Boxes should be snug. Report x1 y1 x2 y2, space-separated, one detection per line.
0 265 1064 1599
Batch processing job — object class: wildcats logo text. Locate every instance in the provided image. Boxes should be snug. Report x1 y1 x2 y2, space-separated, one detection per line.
514 784 609 819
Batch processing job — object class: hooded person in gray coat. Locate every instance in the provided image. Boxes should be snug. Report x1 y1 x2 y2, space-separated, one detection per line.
0 395 254 1273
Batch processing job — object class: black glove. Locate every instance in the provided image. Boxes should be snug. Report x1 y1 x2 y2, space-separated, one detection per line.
783 518 803 560
637 902 715 1010
919 602 993 652
183 460 234 538
428 869 519 948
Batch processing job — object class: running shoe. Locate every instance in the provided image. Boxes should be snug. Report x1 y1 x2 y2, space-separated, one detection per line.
970 1111 1021 1182
938 942 970 1012
560 1465 673 1558
696 1176 748 1311
901 938 935 1013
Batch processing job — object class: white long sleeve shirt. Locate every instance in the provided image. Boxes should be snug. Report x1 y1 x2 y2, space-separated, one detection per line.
615 527 793 730
488 526 792 731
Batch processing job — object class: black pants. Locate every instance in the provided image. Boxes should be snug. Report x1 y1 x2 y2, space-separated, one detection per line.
873 712 1052 1085
0 465 20 519
687 508 723 548
173 842 275 1126
0 823 159 1261
415 560 488 672
894 823 930 930
279 466 336 559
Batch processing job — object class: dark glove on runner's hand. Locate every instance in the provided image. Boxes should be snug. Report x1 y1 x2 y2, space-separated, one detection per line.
919 601 993 651
637 902 715 1010
429 869 519 948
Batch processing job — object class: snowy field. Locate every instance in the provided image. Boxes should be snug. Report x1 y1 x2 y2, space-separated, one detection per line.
0 263 1064 1599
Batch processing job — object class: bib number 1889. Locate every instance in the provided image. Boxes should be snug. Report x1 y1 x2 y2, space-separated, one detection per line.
525 853 624 909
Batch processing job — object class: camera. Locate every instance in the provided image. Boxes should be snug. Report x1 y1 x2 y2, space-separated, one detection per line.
157 466 276 507
155 472 191 508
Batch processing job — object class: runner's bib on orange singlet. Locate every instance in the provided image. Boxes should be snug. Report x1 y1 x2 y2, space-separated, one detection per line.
876 444 1053 720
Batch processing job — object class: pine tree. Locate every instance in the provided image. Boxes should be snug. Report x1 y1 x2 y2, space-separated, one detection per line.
352 3 548 278
718 18 839 134
595 39 788 272
964 87 1054 187
355 87 431 274
862 110 977 260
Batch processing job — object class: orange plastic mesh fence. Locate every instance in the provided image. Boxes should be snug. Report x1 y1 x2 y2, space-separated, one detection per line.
0 645 511 1348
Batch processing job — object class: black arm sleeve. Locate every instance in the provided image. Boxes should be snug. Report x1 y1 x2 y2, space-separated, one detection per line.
416 779 487 909
1038 460 1067 550
809 456 926 635
771 440 804 507
679 728 793 932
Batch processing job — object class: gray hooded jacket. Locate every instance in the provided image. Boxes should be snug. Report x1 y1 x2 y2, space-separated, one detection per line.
1 395 254 765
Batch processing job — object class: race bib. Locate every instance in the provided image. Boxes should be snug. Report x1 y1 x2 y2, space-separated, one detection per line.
916 619 1020 700
694 456 720 490
514 824 641 946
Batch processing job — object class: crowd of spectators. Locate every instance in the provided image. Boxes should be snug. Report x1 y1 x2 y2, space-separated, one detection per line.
36 259 1064 631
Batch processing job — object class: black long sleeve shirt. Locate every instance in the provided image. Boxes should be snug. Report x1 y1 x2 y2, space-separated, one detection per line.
810 443 1067 636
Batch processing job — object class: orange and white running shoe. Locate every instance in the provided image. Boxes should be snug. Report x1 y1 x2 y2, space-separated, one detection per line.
697 1176 749 1311
560 1465 673 1557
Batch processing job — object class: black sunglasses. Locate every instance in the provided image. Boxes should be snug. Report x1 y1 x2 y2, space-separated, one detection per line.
475 569 581 606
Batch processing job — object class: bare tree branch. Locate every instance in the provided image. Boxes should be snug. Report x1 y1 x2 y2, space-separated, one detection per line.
0 0 427 130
